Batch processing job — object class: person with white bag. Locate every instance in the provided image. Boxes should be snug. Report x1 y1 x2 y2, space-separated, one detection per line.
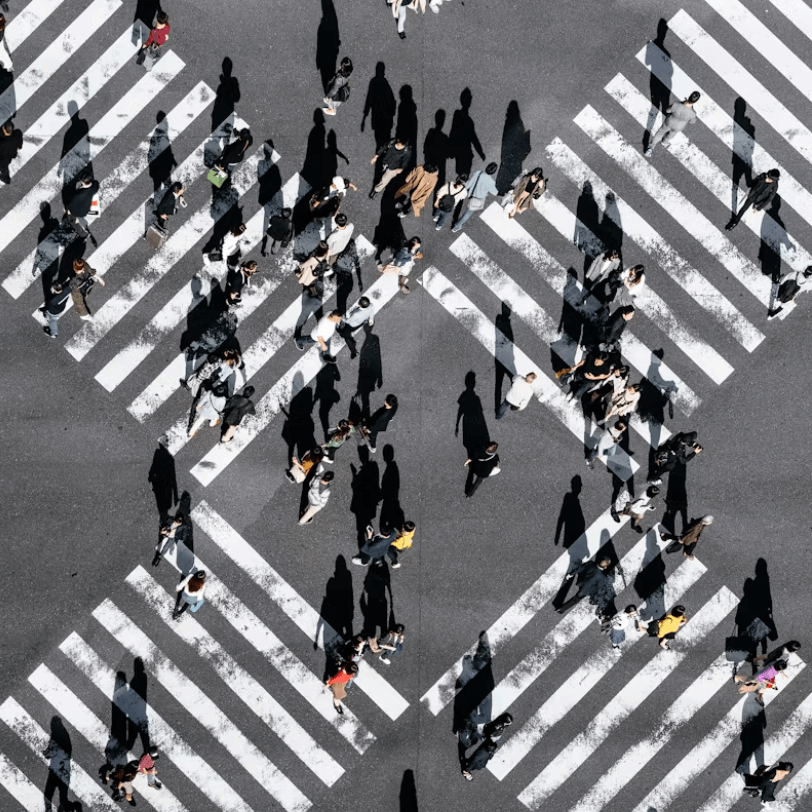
463 441 500 499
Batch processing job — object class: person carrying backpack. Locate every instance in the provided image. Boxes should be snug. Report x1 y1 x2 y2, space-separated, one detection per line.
323 57 353 116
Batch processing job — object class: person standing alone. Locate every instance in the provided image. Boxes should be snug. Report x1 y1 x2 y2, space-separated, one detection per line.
496 371 536 419
645 91 700 157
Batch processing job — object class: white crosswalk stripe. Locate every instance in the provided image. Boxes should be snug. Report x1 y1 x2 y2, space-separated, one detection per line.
4 0 73 53
767 0 812 40
0 752 51 811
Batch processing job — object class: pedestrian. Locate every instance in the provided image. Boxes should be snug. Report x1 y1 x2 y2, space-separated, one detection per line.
735 659 789 706
187 382 228 437
64 171 100 245
155 181 186 228
225 260 258 307
564 351 612 401
285 446 325 483
352 524 399 567
210 222 249 269
359 393 398 452
602 381 641 425
261 207 293 256
600 305 634 351
618 485 659 532
593 364 629 418
105 760 139 805
324 661 358 713
182 348 243 398
645 91 700 157
136 748 162 790
152 511 188 567
392 0 425 39
433 174 469 231
309 175 357 220
586 418 628 469
336 633 367 667
216 128 253 175
377 236 422 294
41 282 71 338
299 468 334 524
585 248 621 287
557 556 613 616
322 419 357 461
606 604 647 652
661 515 713 560
69 259 105 321
220 385 256 444
295 309 342 362
326 213 355 265
461 740 499 781
394 163 439 218
463 441 500 498
0 120 22 184
375 624 406 665
139 11 170 69
369 137 412 198
496 371 536 419
671 430 703 466
503 167 546 219
173 571 207 618
654 605 687 650
338 296 375 359
479 713 514 743
726 169 780 231
741 762 794 803
611 264 646 308
769 266 812 318
388 520 416 567
323 57 353 117
752 641 801 672
452 162 499 232
296 241 329 299
0 14 12 72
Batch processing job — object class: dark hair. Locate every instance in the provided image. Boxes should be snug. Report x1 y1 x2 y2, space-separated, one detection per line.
768 168 781 180
385 394 398 407
239 128 251 140
314 241 329 258
407 237 422 250
322 470 335 482
148 747 160 759
770 659 789 672
188 571 206 591
613 420 627 432
395 137 410 147
358 296 371 308
350 634 365 647
531 166 544 178
776 762 794 773
628 383 642 393
403 521 415 531
687 91 701 104
281 207 292 218
1 121 12 136
646 485 660 497
78 169 94 186
619 305 635 317
243 386 256 398
329 309 342 318
424 164 438 174
308 447 325 462
605 248 619 260
671 605 686 617
156 11 168 24
231 223 247 236
485 162 498 175
456 173 469 184
786 641 802 652
485 441 499 453
624 604 637 613
169 181 183 194
393 623 405 634
344 661 359 675
242 260 258 272
335 213 348 227
617 365 630 376
339 57 353 76
52 283 64 294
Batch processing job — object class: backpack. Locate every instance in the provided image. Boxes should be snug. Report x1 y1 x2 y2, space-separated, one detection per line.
438 190 456 212
778 278 801 303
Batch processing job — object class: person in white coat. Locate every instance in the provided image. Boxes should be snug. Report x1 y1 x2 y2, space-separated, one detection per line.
496 372 536 419
606 604 647 652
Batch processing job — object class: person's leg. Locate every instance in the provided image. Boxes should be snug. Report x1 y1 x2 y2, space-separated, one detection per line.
374 167 400 193
299 503 322 525
296 334 318 350
45 310 59 337
338 324 359 358
647 124 671 151
387 546 399 567
465 474 483 498
173 599 189 618
366 430 379 452
452 205 476 232
187 410 206 437
556 592 584 614
220 424 238 444
726 198 752 229
495 398 510 420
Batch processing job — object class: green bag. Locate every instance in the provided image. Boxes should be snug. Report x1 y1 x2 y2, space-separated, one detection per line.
207 167 227 188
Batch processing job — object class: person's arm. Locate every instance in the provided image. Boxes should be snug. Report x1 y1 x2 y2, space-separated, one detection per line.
175 573 192 592
316 334 328 352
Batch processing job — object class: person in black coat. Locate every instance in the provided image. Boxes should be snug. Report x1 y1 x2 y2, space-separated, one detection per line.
64 172 100 243
220 386 256 443
261 207 293 256
726 169 780 230
0 120 22 184
225 260 258 307
216 128 253 173
601 305 634 349
360 394 398 453
742 762 793 802
155 181 185 226
463 441 500 499
557 556 614 617
461 740 498 781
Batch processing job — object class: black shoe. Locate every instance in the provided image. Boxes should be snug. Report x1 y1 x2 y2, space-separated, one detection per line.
725 220 737 231
335 703 344 714
634 525 643 534
43 326 57 338
151 554 162 568
369 189 378 199
399 31 406 39
179 378 189 390
349 351 358 359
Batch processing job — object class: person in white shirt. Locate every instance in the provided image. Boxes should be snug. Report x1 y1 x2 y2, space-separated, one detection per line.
325 213 355 264
587 419 627 469
432 174 468 231
337 296 375 358
295 310 342 361
496 372 537 419
607 605 647 652
620 485 660 533
299 467 334 525
585 248 620 285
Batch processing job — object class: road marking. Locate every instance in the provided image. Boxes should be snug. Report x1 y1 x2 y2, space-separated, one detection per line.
0 752 53 811
4 0 73 52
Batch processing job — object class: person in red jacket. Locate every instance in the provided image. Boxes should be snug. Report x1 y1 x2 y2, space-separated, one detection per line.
324 662 358 714
140 11 170 67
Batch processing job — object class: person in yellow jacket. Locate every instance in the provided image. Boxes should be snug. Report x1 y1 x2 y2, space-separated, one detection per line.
656 605 687 650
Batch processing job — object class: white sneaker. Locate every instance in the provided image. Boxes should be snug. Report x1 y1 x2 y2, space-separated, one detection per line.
391 563 402 569
430 2 440 11
79 314 93 321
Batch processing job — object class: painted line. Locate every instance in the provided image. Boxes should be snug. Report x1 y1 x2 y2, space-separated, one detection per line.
608 73 812 273
5 0 74 53
766 0 812 43
0 0 122 126
545 138 763 353
127 565 345 785
29 663 189 812
65 148 267 361
0 697 119 810
489 539 705 779
188 267 402 486
101 172 308 394
14 83 210 303
60 632 257 812
669 10 812 169
575 105 771 306
534 189 734 383
0 752 51 811
633 653 806 812
92 599 311 812
191 500 408 721
481 201 702 416
572 652 805 812
450 233 673 446
517 587 738 809
767 725 812 812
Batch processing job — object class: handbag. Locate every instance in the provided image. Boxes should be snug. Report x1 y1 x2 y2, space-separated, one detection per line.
146 222 166 249
778 278 801 303
207 167 228 188
438 191 456 212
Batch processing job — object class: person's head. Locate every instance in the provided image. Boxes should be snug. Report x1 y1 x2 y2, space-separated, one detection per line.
1 121 12 137
231 223 247 237
646 485 660 498
77 171 94 188
686 91 701 105
328 309 342 323
767 168 781 181
223 349 241 366
403 521 415 533
531 166 544 180
424 163 438 174
172 512 184 526
339 57 353 76
773 659 789 672
627 383 642 394
73 258 90 274
598 557 611 569
620 305 635 321
350 634 365 649
239 128 251 142
407 237 422 253
700 515 714 525
605 248 619 261
147 747 160 760
156 11 169 24
385 394 398 409
169 181 184 195
334 213 349 229
321 470 335 484
485 441 499 454
188 571 206 590
242 260 258 274
485 162 498 176
525 372 537 383
314 240 329 258
242 386 256 399
671 605 686 617
455 173 469 186
628 264 645 282
614 419 628 433
358 296 371 309
395 138 408 149
392 623 405 635
594 352 609 365
776 762 794 774
51 282 64 294
281 207 292 219
785 641 802 653
344 661 359 675
309 446 325 462
624 604 637 614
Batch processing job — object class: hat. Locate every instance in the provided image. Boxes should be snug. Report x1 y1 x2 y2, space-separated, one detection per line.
332 176 346 192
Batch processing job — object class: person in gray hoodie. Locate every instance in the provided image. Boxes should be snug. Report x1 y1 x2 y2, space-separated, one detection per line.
645 91 700 157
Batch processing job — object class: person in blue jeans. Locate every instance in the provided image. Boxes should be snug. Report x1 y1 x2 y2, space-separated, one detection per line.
376 624 405 665
452 162 499 232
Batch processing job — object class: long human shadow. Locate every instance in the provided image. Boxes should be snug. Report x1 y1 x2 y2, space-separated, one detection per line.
132 0 162 42
362 62 396 150
735 698 765 776
148 438 178 520
349 445 381 546
452 633 494 764
379 444 404 530
448 88 485 177
396 84 418 155
59 101 91 204
495 100 531 195
423 109 449 187
315 555 354 649
179 283 236 363
147 110 176 192
360 563 391 642
43 716 73 812
322 129 349 186
301 109 328 191
553 528 618 609
257 139 282 235
34 203 63 297
494 302 514 413
759 197 791 283
574 180 601 261
555 475 586 548
316 0 340 92
661 460 688 535
100 671 127 783
735 559 777 655
633 528 668 621
211 57 240 133
128 657 149 751
455 370 490 457
554 269 585 374
372 192 406 263
355 330 383 419
0 62 14 121
313 360 341 441
731 97 755 213
400 768 419 812
643 18 672 150
280 373 317 466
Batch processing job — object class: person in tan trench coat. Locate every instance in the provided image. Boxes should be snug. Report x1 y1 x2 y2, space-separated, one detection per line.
395 163 439 217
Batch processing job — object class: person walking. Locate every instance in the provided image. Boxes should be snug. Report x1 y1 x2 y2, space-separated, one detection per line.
585 248 621 287
261 207 293 256
612 264 646 308
741 762 794 803
220 385 256 443
377 236 422 294
769 266 812 318
433 174 469 231
645 91 700 157
326 213 355 265
358 394 398 453
324 661 358 713
655 605 687 650
338 296 375 358
557 556 613 616
618 485 660 532
661 515 713 560
41 282 71 338
503 167 546 219
496 372 536 419
392 0 425 39
463 441 500 498
752 641 802 672
215 128 253 175
601 305 635 350
285 446 325 483
152 511 188 567
735 659 789 706
602 381 642 425
564 351 613 401
69 259 105 321
155 181 186 228
452 162 499 232
586 418 628 469
726 168 780 230
461 740 499 781
374 624 406 665
64 172 100 245
105 760 139 805
0 14 12 72
0 120 22 184
323 57 353 117
607 604 647 652
300 468 335 524
139 11 170 69
352 524 399 567
387 521 416 568
225 260 258 307
295 310 342 361
394 163 439 218
369 137 412 198
310 175 358 218
322 419 357 461
136 748 162 790
187 383 228 437
173 571 207 618
297 241 329 299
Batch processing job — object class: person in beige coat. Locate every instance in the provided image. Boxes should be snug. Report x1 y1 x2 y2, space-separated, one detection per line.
395 163 439 218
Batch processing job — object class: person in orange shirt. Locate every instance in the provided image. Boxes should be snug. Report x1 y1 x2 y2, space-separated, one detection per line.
324 662 358 714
